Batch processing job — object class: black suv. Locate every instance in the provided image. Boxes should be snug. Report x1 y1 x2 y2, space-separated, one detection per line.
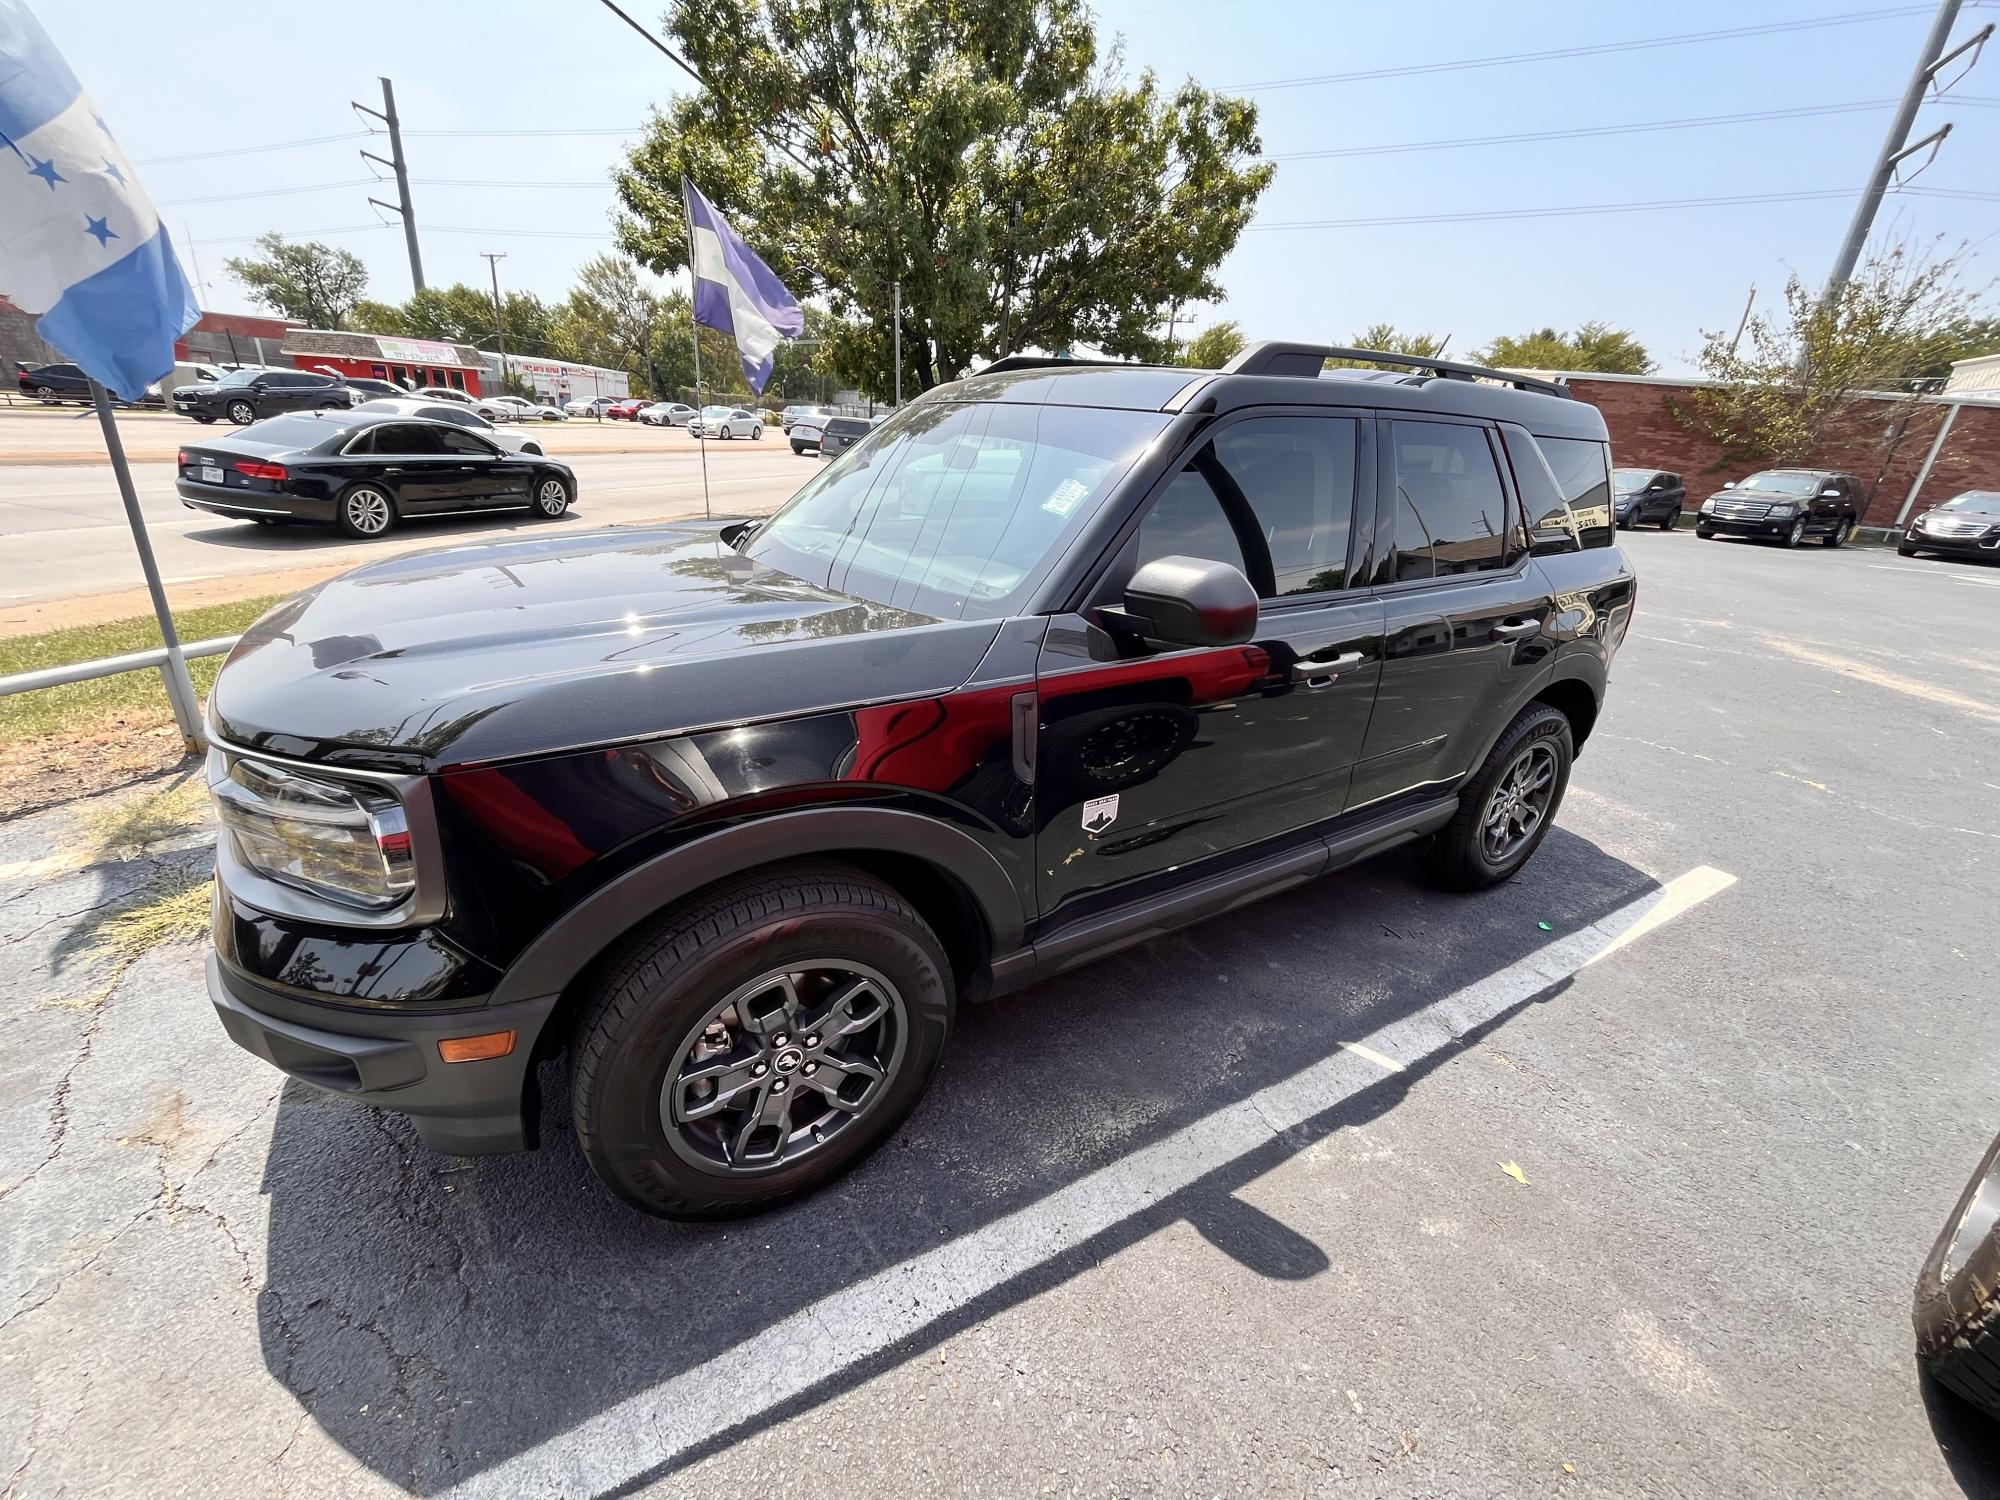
202 343 1636 1218
172 368 352 425
1694 469 1861 548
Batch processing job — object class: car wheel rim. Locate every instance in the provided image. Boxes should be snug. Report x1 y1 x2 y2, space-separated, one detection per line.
660 960 908 1175
1480 742 1557 864
345 490 390 535
537 480 566 515
1790 521 1804 545
229 403 253 423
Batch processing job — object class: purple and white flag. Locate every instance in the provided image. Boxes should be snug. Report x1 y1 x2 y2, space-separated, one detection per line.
683 177 802 394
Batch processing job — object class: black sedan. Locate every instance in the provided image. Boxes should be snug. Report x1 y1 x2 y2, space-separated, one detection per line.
1899 490 2000 562
175 410 576 539
1612 468 1684 530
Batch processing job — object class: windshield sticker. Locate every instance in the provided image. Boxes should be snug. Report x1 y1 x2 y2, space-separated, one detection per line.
1042 478 1091 517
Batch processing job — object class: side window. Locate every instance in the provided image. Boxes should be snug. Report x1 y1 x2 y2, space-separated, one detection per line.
345 428 375 456
436 427 496 457
374 423 446 456
1499 426 1571 553
1535 436 1614 548
1389 420 1511 581
1134 416 1358 598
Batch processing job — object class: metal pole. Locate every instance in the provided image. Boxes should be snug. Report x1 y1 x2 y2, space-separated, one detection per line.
1820 0 1964 306
357 79 425 292
892 279 902 407
482 252 508 391
1895 399 1961 526
1728 285 1757 358
90 381 203 753
682 183 712 518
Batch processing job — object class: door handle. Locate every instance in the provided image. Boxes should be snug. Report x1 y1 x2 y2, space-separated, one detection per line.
1491 618 1541 641
1291 651 1365 687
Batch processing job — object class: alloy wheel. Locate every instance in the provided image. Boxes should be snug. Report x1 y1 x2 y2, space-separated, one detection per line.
536 478 568 516
343 488 391 535
1787 519 1806 547
660 960 908 1174
1481 742 1557 864
227 400 255 425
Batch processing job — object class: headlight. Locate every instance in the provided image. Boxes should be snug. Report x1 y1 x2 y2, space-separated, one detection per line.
1699 499 1715 513
211 756 415 910
1768 502 1798 518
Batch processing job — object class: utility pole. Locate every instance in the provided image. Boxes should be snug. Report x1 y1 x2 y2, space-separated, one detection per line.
998 200 1021 357
892 279 902 407
1817 0 1987 310
481 252 508 389
1161 304 1194 364
1728 285 1757 358
356 77 425 292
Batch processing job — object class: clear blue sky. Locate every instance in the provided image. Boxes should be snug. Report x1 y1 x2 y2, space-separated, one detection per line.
39 0 2000 376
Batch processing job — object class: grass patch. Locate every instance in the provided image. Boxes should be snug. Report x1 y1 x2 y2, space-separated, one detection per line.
79 776 211 858
96 874 214 964
0 595 281 747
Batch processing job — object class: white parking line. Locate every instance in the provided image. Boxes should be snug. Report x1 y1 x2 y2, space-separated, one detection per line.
445 865 1736 1500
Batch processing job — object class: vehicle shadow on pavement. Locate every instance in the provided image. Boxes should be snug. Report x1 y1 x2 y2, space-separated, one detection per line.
184 512 577 551
1919 1373 2000 1499
255 826 1655 1494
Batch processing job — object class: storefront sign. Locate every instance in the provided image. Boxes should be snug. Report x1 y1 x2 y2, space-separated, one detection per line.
376 336 463 365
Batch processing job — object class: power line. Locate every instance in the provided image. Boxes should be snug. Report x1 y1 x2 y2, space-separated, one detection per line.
133 131 370 166
414 177 612 189
1228 6 1936 91
157 178 375 207
1247 187 1876 231
406 125 643 139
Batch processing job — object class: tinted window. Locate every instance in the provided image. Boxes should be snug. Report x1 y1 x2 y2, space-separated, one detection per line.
262 371 308 388
436 427 497 457
372 423 447 456
345 428 375 456
826 418 870 437
1135 417 1358 597
235 414 350 448
1536 436 1612 544
1500 426 1572 548
1389 421 1510 580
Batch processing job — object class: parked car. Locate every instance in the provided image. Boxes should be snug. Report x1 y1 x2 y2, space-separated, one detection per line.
351 397 551 456
689 404 764 440
171 368 353 425
486 394 566 422
1915 1131 2000 1420
175 409 575 537
1694 469 1861 548
817 414 872 460
1898 489 2000 561
600 398 645 421
198 340 1633 1218
16 361 93 404
789 414 825 455
340 377 407 402
1612 468 1684 530
639 401 696 427
564 395 619 418
406 385 508 421
781 404 828 432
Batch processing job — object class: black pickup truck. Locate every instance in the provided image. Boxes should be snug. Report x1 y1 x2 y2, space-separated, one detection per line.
201 343 1636 1218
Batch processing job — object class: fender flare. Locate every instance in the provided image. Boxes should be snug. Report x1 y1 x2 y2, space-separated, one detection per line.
485 806 1027 1008
1457 653 1605 791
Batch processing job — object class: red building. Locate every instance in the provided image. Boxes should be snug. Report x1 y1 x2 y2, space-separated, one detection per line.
279 329 487 395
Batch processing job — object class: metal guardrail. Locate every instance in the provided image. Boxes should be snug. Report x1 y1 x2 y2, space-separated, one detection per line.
0 634 239 698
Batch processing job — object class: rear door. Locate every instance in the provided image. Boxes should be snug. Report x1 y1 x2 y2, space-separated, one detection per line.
1349 416 1554 809
1035 410 1386 918
369 422 470 512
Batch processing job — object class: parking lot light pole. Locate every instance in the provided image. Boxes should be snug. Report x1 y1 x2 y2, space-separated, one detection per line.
893 279 902 408
481 252 508 389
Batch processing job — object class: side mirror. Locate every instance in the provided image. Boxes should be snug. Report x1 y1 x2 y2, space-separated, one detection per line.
1721 480 1736 489
1112 555 1258 648
1819 487 1840 498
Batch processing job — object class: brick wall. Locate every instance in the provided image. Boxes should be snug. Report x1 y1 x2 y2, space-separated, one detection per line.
1568 375 2000 527
0 296 59 374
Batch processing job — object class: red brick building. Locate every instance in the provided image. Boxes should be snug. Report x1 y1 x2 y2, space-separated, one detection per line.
1561 372 2000 528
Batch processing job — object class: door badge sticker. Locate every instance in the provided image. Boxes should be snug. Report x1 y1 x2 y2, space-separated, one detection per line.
1081 795 1118 834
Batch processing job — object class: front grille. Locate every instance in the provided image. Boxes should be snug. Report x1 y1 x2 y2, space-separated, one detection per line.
1708 498 1774 521
1923 517 1993 539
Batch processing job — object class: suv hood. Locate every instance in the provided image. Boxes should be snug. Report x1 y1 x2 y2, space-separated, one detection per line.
210 523 1001 770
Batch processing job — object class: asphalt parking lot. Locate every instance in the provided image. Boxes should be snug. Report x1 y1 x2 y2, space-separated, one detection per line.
3 529 1998 1498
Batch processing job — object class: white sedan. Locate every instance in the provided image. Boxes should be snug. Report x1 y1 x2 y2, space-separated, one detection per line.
487 394 567 422
351 398 552 455
688 405 764 440
639 402 696 427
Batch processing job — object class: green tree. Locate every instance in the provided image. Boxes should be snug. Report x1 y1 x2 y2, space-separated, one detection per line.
1678 240 1989 474
223 234 368 329
1478 322 1652 374
1324 322 1446 369
397 284 554 355
1918 314 2000 380
611 0 1272 395
1183 319 1246 369
349 298 409 336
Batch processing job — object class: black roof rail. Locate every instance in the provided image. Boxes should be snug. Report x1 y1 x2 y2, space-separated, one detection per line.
979 354 1141 375
1222 341 1572 399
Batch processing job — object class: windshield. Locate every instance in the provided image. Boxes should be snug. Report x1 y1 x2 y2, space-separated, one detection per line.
1938 490 2000 515
217 368 261 388
1734 472 1820 497
1612 468 1653 493
702 405 732 418
743 399 1170 620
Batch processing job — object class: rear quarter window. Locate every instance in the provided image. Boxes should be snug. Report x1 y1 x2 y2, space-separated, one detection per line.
1533 435 1614 548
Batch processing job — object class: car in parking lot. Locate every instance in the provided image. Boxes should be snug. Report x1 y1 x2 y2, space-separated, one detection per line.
350 397 552 455
197 340 1633 1218
1613 468 1684 530
1695 469 1861 548
171 368 353 425
781 404 828 432
486 394 567 423
639 401 697 427
606 398 648 421
816 414 874 460
564 395 619 418
788 413 825 454
15 360 94 404
1898 490 2000 561
689 404 764 440
175 409 575 537
340 377 409 403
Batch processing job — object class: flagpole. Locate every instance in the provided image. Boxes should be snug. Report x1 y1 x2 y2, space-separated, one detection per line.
91 381 204 754
681 179 712 521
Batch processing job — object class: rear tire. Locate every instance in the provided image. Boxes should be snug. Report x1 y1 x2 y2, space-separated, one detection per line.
1822 518 1853 548
569 863 955 1219
1659 510 1678 531
1915 1133 2000 1420
335 484 396 539
1423 703 1573 891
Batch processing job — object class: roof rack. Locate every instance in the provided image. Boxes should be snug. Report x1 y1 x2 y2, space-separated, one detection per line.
1221 342 1571 399
979 354 1137 375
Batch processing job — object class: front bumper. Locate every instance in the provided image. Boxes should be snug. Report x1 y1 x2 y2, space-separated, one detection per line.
206 952 559 1154
176 478 329 523
1697 512 1800 537
1905 528 2000 556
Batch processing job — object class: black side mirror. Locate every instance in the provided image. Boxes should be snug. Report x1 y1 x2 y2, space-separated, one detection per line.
1110 555 1258 648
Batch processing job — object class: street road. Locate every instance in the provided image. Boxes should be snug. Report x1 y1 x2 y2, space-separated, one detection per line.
0 443 813 610
3 531 1999 1497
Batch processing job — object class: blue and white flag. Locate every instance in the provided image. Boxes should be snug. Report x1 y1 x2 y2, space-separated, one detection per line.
683 177 802 395
0 0 198 399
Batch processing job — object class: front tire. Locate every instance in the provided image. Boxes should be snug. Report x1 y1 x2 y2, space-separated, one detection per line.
569 863 955 1219
1899 542 1921 557
1423 703 1573 891
1782 518 1806 548
1916 1133 2000 1420
1696 526 1716 540
225 399 256 426
530 474 571 519
191 414 216 425
335 484 396 539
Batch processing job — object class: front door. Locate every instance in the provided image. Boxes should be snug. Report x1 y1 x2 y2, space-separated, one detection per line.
1035 411 1386 921
435 427 528 506
370 423 478 513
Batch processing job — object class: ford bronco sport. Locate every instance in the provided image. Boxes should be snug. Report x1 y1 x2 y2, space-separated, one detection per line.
203 342 1635 1219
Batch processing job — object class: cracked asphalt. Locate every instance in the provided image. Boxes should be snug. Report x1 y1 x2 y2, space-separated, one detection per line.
3 533 1998 1498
